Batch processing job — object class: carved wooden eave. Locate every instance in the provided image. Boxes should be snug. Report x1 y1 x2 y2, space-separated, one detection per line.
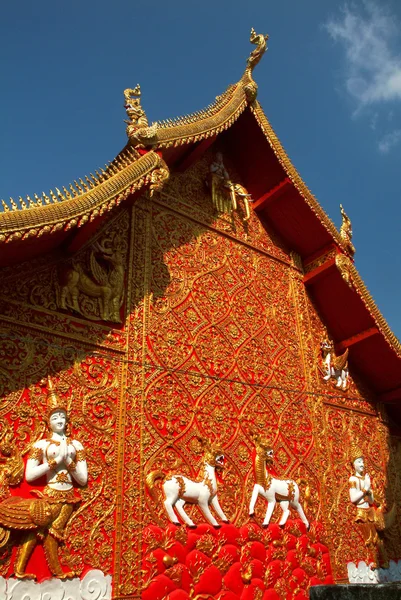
0 29 400 407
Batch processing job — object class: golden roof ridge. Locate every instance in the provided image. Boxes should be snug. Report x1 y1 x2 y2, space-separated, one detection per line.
0 150 168 243
340 256 401 357
249 101 401 357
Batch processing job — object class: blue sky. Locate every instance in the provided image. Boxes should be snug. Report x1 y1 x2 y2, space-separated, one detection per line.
1 1 400 339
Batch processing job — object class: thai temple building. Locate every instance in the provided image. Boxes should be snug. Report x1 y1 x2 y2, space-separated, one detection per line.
1 30 401 600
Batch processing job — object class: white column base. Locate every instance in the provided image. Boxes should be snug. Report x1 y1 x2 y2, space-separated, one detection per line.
348 560 401 583
0 569 111 600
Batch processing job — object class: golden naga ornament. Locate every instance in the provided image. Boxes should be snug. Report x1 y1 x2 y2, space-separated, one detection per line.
209 152 252 221
146 438 229 528
244 28 269 102
0 379 88 580
348 446 395 567
248 433 310 529
124 84 158 147
340 204 356 257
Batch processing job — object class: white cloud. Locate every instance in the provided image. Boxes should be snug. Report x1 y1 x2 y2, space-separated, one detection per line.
325 2 401 107
378 129 401 153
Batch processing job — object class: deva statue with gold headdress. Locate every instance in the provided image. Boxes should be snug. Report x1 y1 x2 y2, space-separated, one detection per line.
0 378 87 580
348 442 395 567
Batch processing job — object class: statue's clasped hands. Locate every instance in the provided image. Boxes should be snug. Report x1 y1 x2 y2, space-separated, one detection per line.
363 474 372 496
52 439 75 468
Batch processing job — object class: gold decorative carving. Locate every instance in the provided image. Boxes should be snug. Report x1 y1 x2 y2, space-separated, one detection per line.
340 204 355 257
244 28 269 102
0 150 164 244
335 253 353 288
57 229 127 323
124 85 158 147
209 153 252 221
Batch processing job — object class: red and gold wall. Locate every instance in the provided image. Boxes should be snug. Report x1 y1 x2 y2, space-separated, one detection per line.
0 148 400 598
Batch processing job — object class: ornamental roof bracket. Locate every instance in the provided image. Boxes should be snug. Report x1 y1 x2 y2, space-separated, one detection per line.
124 84 158 148
243 28 269 103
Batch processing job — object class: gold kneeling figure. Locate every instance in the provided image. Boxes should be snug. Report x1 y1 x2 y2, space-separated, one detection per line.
0 389 87 580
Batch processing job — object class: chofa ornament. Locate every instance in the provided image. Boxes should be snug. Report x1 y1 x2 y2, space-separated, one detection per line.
0 378 88 580
320 339 349 391
124 84 158 147
248 433 310 530
146 438 229 529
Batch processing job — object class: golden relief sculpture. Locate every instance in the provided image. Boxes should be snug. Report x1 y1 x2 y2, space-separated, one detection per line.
57 229 127 323
320 339 349 391
209 152 252 221
124 85 158 147
340 204 355 257
0 379 88 580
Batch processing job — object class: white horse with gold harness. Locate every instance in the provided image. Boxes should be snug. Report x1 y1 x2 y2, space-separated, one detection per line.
146 438 229 529
248 434 309 529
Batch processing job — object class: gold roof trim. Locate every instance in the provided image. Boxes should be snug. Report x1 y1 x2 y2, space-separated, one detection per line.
0 150 167 244
336 256 401 357
250 101 349 253
154 80 248 148
148 28 269 149
250 102 401 357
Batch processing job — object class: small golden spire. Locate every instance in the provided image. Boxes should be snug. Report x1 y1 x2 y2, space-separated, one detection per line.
49 190 58 203
42 192 51 205
55 187 65 202
63 186 72 200
47 376 67 417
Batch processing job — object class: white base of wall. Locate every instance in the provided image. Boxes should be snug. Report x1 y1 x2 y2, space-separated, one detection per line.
348 560 401 583
0 569 111 600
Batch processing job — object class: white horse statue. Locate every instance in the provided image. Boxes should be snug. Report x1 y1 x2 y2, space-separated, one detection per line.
248 434 310 529
320 340 349 390
146 438 229 529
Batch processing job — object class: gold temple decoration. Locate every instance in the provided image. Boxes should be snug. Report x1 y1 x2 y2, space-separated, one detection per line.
124 85 158 147
349 442 364 465
335 254 353 288
244 28 269 102
47 376 67 416
340 204 355 257
209 153 252 221
57 234 127 323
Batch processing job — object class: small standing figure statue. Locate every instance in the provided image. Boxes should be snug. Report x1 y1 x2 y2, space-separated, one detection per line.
349 442 392 567
0 378 88 580
340 204 355 257
209 153 252 221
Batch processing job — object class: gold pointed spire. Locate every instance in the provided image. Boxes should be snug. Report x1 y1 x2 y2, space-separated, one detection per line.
349 441 364 465
47 376 67 417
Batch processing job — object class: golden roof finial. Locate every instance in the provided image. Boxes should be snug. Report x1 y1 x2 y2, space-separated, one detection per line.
340 204 356 257
247 28 269 73
123 84 158 146
243 28 269 103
